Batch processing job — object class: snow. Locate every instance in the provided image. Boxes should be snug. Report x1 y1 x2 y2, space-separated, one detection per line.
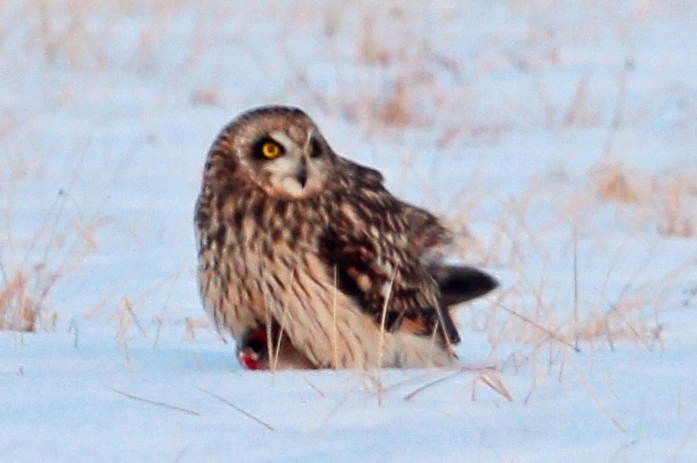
1 0 696 461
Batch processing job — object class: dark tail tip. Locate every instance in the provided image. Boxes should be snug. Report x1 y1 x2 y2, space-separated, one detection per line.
429 264 499 307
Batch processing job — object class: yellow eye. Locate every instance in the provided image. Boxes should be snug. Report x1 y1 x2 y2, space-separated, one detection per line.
261 141 283 159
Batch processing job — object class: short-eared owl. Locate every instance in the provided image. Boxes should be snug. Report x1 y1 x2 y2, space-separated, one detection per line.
195 106 497 370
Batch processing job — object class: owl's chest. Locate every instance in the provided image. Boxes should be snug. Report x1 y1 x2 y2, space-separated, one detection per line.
225 217 335 327
222 198 329 281
230 207 323 258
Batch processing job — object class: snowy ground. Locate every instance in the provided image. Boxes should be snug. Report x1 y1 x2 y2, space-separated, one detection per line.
1 1 696 461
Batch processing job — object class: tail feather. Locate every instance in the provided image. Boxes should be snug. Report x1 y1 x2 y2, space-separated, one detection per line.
429 264 498 308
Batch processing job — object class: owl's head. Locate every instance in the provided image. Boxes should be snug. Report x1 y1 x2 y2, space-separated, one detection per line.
213 106 337 200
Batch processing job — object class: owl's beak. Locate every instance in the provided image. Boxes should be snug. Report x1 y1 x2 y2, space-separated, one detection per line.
297 157 308 188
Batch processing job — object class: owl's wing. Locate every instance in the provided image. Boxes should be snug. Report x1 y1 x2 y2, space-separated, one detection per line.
321 160 461 345
336 158 453 245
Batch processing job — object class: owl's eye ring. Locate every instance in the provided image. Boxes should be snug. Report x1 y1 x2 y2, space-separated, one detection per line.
257 139 284 159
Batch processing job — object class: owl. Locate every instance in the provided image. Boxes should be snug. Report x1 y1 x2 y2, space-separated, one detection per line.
195 106 497 370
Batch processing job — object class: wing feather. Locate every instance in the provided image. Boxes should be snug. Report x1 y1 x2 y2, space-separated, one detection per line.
320 158 460 345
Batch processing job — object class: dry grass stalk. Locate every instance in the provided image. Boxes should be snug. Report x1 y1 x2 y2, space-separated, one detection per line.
656 178 694 237
269 268 296 372
495 302 577 352
403 365 509 402
445 165 686 393
2 146 103 332
201 388 275 431
381 80 410 127
183 317 197 340
376 266 398 406
190 85 221 107
592 163 695 237
0 271 35 331
122 297 147 337
477 370 513 402
596 167 640 203
331 265 339 368
403 371 457 401
110 386 200 417
358 17 389 65
564 72 599 127
574 300 657 349
110 296 148 346
317 387 355 429
568 357 626 432
0 262 65 332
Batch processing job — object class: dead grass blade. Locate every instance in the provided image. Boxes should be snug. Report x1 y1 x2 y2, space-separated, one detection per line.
200 388 275 431
0 271 35 331
317 387 355 429
271 268 296 371
477 370 513 402
567 359 626 432
121 297 147 337
376 266 399 405
403 371 459 401
403 365 507 401
495 302 580 352
109 386 199 416
331 265 339 368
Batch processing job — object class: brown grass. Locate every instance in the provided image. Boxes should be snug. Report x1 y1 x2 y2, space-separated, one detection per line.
0 271 39 331
593 162 696 237
444 159 694 389
0 138 102 333
358 17 389 65
595 164 641 204
0 210 101 333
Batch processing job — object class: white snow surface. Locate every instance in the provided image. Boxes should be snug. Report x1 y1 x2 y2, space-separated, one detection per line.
2 1 697 461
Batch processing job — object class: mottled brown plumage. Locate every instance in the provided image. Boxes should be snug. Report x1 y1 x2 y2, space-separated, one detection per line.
195 106 497 370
